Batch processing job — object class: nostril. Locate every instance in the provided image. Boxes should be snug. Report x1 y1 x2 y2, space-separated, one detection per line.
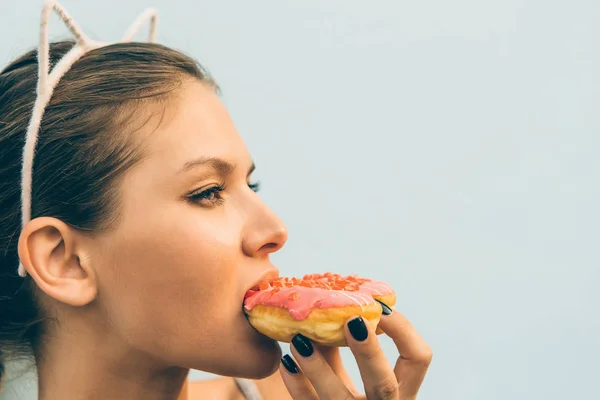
259 242 279 253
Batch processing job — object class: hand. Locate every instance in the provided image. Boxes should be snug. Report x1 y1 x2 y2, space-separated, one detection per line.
279 305 432 399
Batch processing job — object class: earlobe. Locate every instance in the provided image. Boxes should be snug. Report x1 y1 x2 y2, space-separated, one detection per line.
18 217 97 307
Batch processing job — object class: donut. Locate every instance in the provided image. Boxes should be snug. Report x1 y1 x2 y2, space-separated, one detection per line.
243 272 396 346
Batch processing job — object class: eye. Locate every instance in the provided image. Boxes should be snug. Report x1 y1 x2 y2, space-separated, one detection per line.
188 184 226 206
248 181 261 193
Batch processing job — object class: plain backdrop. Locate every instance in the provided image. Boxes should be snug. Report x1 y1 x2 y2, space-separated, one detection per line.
1 0 599 399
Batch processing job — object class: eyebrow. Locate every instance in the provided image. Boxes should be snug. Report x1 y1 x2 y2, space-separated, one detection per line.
178 156 255 177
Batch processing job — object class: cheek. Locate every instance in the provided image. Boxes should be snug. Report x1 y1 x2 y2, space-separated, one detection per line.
111 201 243 279
93 204 245 350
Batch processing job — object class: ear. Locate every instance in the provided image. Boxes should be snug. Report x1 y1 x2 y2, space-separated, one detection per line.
19 1 94 277
18 2 159 277
17 217 97 307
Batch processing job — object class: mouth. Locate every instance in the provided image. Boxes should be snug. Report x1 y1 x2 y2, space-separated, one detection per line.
242 268 279 316
250 269 280 290
244 268 279 298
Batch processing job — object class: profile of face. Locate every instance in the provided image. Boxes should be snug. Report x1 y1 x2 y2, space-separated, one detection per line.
24 79 288 379
110 79 288 376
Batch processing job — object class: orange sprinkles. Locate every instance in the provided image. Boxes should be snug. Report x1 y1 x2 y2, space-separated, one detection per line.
288 292 299 301
258 273 368 292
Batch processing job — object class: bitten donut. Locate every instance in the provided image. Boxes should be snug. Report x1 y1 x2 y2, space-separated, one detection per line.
243 273 396 346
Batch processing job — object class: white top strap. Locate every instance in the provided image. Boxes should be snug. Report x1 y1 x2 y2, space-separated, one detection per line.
234 378 264 400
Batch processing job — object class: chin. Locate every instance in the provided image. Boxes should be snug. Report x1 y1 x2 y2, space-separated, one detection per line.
185 338 281 379
195 322 282 379
235 336 282 379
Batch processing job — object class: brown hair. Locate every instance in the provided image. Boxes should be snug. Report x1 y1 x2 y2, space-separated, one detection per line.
0 40 215 381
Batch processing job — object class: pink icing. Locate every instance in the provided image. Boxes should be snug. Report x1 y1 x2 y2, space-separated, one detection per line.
243 273 394 321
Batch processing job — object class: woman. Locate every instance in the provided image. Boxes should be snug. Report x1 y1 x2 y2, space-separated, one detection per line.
0 3 432 399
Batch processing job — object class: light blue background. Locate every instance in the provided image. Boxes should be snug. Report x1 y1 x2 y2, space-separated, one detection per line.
1 0 598 399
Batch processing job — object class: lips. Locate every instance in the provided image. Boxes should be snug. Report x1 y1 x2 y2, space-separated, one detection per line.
244 288 259 300
243 269 279 304
248 284 261 292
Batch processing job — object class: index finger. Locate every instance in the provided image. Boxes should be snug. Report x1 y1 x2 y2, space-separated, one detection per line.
344 316 399 399
313 344 358 394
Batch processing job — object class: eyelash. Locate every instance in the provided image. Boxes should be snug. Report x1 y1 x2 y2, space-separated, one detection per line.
248 181 261 192
188 181 261 206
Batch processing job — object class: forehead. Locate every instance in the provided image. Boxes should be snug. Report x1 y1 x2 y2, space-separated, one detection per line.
139 79 249 170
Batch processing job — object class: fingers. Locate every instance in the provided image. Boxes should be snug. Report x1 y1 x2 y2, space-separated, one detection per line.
377 311 432 364
377 309 433 399
345 316 399 400
374 299 392 335
314 344 343 371
279 355 318 400
284 334 354 399
314 344 358 394
281 306 432 400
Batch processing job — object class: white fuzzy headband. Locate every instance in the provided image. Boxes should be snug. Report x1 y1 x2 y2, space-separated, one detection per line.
17 1 158 277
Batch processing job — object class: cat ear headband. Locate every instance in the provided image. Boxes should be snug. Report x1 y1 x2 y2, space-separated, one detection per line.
18 0 158 277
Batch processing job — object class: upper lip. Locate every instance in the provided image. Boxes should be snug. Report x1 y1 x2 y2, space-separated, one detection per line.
248 268 280 293
243 268 280 313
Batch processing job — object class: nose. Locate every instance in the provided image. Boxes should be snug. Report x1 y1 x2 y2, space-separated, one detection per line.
242 202 288 258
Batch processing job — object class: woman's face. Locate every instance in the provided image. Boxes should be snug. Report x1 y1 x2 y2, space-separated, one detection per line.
87 79 288 378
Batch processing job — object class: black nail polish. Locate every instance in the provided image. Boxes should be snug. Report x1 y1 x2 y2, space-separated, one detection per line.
375 299 393 315
348 316 369 341
291 334 313 357
281 354 299 374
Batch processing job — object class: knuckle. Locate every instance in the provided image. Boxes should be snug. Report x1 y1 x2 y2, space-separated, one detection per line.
414 345 433 366
370 377 399 399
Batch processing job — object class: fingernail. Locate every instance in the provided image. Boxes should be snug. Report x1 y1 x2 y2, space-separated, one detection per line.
348 316 369 341
291 334 313 357
375 299 393 315
281 354 299 374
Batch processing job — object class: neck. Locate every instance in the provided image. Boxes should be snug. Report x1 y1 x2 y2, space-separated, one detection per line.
35 319 188 400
